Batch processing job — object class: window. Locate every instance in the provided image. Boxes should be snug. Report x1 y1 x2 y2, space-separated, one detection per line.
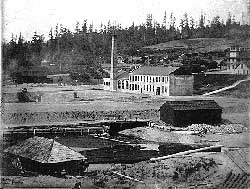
153 86 154 92
162 86 164 93
122 81 124 89
156 77 158 82
153 77 155 82
165 77 168 83
126 81 129 89
147 85 148 91
129 84 131 90
241 64 243 69
144 76 145 82
150 85 151 91
129 76 131 81
162 77 164 82
165 86 168 93
150 77 152 82
118 80 121 89
141 76 142 81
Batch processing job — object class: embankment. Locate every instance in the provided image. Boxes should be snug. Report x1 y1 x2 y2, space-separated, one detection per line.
2 109 159 125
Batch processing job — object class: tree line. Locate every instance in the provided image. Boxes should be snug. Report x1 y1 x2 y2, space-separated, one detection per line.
2 12 250 81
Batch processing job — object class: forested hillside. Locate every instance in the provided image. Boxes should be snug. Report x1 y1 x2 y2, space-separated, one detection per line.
2 12 250 83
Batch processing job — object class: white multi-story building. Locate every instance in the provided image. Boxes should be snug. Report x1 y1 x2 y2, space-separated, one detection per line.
103 34 194 96
103 66 194 96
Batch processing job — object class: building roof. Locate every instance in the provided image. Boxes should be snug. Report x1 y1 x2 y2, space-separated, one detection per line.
130 66 179 76
117 71 129 80
101 63 139 69
4 136 86 163
236 61 250 70
161 100 222 111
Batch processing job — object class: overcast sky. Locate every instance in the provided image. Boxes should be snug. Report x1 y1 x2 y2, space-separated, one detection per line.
2 0 247 41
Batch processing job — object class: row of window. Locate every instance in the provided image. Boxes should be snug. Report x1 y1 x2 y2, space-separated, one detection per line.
104 82 110 86
129 75 168 83
229 58 247 63
229 64 246 70
129 84 168 93
236 70 249 75
130 84 140 91
118 80 129 89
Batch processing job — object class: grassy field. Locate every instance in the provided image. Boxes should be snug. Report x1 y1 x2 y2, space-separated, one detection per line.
215 80 250 98
2 83 250 128
193 74 247 95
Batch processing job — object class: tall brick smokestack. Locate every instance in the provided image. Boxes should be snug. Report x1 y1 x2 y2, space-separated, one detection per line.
110 34 117 91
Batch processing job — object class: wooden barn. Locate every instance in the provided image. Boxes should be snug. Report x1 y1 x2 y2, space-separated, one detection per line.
160 100 222 127
4 136 87 176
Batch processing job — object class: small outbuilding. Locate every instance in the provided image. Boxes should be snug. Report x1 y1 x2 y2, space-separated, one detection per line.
4 136 87 176
160 100 222 127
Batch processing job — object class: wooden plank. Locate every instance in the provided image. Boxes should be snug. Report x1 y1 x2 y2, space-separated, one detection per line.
227 173 240 188
230 174 244 188
112 171 144 183
221 172 235 188
150 145 223 162
236 174 248 188
225 150 250 174
241 176 250 188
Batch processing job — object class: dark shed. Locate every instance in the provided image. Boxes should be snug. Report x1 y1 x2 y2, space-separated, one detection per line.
4 136 87 176
160 100 222 127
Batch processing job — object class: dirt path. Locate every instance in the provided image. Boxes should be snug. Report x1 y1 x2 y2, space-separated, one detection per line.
203 77 250 96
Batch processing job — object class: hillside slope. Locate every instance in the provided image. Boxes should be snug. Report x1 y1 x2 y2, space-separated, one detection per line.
143 38 250 52
215 80 250 98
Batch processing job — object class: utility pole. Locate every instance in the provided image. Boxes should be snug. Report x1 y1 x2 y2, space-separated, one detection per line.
110 32 118 91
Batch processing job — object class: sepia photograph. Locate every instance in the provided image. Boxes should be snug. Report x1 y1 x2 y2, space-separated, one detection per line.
1 0 250 188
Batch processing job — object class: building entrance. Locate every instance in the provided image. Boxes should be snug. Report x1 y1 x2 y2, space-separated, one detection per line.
156 87 160 95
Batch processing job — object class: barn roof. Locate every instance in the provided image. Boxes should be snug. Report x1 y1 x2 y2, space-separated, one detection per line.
130 66 179 76
4 136 86 163
161 100 222 111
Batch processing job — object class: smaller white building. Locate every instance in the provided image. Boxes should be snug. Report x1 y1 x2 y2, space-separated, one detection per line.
226 46 250 75
228 62 250 75
103 66 194 96
103 71 130 92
